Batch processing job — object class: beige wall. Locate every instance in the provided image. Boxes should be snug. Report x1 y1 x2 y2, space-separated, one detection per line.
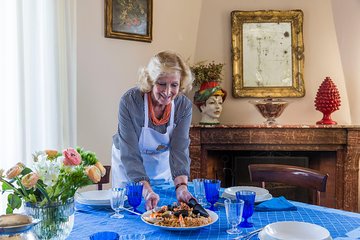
77 0 359 208
77 0 201 162
191 0 351 124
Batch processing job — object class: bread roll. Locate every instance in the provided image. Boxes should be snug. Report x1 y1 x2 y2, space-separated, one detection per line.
0 214 32 227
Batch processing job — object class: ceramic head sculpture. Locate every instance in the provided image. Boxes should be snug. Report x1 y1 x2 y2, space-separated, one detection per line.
193 81 227 125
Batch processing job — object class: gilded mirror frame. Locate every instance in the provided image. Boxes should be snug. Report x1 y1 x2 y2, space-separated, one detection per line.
231 10 305 98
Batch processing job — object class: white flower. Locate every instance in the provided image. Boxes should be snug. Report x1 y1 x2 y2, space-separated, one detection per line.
32 153 62 187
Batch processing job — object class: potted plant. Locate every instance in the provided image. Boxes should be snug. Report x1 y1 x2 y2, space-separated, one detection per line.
191 61 224 87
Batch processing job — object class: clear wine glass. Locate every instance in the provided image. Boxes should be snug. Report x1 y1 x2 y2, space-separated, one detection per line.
110 187 126 219
224 198 244 234
193 178 206 206
204 179 221 211
236 190 256 228
126 182 143 214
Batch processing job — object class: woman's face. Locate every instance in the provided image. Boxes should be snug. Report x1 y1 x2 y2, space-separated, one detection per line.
200 95 223 119
151 72 181 106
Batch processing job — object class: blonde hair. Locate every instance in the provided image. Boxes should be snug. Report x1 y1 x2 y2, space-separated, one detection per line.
138 51 194 93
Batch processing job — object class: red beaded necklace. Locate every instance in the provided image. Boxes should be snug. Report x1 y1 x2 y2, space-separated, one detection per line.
147 93 171 126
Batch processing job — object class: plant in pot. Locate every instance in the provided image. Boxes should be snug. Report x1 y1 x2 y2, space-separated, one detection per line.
191 61 227 125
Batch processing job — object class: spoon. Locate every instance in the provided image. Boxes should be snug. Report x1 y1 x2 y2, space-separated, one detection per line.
232 228 263 240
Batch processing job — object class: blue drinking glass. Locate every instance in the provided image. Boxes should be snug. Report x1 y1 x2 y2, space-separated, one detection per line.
204 179 221 211
126 182 143 214
236 190 256 228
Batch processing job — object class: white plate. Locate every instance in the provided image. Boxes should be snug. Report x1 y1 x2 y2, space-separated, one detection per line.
223 186 270 202
255 193 273 203
141 209 218 231
259 229 333 240
262 221 331 240
75 190 112 205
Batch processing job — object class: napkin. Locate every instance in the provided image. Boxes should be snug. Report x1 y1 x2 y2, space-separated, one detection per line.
255 196 297 211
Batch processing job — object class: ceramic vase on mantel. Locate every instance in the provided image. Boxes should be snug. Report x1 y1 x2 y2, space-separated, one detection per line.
249 98 289 125
314 77 341 125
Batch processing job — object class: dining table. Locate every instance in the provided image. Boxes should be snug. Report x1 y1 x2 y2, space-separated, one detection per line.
69 183 360 240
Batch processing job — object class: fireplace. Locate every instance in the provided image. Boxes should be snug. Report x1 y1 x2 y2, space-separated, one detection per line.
208 150 313 204
189 124 360 211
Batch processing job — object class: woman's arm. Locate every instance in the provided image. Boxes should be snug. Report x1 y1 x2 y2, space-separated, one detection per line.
170 96 194 203
117 91 150 182
169 96 192 179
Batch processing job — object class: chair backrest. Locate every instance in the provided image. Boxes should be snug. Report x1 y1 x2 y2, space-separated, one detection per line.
97 165 111 190
248 163 328 205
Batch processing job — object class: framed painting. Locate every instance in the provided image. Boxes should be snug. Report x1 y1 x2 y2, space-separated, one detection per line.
105 0 152 42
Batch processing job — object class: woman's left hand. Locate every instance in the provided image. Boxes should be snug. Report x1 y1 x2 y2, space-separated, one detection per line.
176 184 193 203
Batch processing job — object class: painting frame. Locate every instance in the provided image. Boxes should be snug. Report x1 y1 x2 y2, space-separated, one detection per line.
231 10 305 98
105 0 153 42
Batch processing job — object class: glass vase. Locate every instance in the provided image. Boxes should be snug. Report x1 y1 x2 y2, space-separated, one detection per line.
24 198 75 240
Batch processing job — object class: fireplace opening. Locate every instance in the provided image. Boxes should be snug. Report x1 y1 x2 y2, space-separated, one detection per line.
207 150 322 204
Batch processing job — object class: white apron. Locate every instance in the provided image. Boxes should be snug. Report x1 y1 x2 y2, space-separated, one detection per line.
111 93 174 187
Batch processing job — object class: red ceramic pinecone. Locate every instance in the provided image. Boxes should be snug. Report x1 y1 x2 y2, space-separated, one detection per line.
314 77 341 124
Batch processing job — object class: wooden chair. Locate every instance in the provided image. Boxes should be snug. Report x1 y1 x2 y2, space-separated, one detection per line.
97 165 111 190
248 164 328 205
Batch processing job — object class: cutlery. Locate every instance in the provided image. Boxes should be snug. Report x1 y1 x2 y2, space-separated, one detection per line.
121 207 142 216
232 227 263 240
215 202 225 207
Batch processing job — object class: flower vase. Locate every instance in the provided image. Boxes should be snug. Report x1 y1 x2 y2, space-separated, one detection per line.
24 198 75 240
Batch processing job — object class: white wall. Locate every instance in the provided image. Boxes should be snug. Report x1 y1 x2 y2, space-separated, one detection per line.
331 0 360 124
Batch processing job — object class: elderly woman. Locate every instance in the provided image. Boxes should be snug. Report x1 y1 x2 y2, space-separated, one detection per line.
111 51 194 210
193 81 227 125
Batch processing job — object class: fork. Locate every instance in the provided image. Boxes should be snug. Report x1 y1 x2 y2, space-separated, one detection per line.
232 227 263 240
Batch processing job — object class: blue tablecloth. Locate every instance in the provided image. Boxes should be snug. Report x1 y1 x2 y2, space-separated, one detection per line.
68 184 360 240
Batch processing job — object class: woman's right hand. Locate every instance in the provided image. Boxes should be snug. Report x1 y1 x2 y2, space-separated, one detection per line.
141 180 160 210
144 191 160 210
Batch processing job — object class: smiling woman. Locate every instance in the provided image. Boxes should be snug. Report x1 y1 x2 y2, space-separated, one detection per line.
111 51 196 211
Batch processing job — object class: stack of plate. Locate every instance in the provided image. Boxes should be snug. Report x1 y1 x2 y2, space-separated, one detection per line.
259 221 332 240
75 190 112 206
222 186 272 203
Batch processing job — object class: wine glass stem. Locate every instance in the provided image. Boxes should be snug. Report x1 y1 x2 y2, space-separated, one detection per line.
232 224 238 232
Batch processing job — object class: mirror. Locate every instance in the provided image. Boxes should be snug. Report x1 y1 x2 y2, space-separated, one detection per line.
231 10 305 98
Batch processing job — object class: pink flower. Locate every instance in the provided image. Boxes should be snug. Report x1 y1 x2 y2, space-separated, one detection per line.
62 148 81 166
85 166 101 183
21 172 39 189
6 163 24 179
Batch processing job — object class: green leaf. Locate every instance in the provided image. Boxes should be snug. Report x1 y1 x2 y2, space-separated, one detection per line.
6 206 14 214
8 193 22 210
28 193 37 203
21 167 32 175
1 180 14 191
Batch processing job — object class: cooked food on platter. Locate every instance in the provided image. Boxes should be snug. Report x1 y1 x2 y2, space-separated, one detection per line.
142 202 214 228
